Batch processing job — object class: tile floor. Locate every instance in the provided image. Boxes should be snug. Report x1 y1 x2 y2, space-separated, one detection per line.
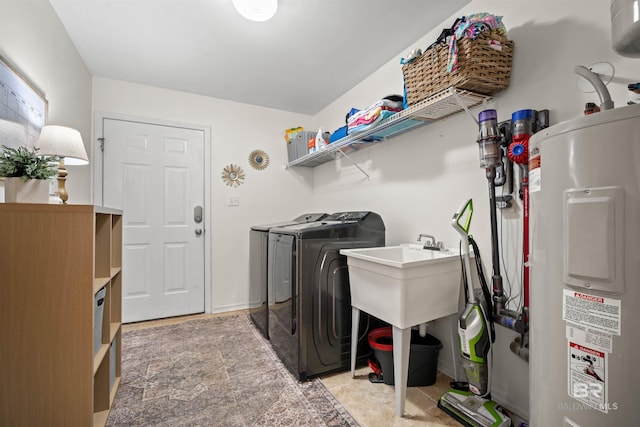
123 312 461 426
320 367 460 427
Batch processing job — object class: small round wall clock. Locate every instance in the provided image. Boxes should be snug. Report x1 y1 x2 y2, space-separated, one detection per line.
221 164 245 187
248 149 269 170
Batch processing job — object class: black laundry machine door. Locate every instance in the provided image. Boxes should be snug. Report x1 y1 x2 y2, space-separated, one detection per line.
300 239 384 379
301 240 351 376
266 212 386 380
267 233 298 375
248 229 269 338
250 213 327 339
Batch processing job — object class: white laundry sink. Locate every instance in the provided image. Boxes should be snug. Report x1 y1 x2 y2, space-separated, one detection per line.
342 244 463 417
341 244 461 329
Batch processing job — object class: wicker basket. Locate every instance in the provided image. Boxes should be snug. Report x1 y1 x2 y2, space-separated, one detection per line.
402 31 514 106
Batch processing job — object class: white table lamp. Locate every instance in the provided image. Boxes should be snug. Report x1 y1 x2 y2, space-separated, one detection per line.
36 125 89 204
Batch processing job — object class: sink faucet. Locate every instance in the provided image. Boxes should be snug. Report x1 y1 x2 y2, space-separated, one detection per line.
417 234 445 251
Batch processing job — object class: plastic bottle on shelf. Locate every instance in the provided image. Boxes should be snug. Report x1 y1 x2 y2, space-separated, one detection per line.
315 128 327 151
308 134 316 154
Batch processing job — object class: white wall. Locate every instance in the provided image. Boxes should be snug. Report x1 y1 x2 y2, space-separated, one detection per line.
0 0 92 204
9 0 636 421
308 0 638 419
92 78 315 313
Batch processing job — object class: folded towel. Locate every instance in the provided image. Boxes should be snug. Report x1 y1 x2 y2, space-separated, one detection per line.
347 99 402 130
348 110 398 136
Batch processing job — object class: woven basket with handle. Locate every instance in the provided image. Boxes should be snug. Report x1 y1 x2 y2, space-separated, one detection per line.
402 30 514 106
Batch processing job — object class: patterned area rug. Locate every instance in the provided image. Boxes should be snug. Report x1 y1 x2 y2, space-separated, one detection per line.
106 315 359 426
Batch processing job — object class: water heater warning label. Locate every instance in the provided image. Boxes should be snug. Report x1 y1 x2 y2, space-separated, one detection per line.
568 341 609 413
566 322 612 353
562 289 621 335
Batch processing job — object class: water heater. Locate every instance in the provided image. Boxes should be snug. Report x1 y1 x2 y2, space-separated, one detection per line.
611 0 640 56
529 104 640 426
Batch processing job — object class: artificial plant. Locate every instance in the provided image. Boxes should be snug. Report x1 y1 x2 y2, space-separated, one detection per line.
0 145 59 181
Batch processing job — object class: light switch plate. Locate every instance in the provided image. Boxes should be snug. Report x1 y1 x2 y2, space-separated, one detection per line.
227 195 239 206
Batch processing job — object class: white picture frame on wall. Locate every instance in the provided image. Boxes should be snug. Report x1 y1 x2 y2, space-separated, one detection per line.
0 54 47 147
0 54 48 185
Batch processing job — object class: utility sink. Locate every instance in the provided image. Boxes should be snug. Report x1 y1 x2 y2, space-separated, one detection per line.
342 244 463 417
340 244 461 329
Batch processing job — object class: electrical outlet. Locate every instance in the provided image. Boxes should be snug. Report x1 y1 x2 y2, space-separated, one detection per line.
227 195 239 206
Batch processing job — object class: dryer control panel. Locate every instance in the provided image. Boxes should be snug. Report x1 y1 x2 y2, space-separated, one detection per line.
325 211 370 221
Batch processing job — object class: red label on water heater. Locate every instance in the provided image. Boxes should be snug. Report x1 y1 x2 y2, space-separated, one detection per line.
568 340 610 413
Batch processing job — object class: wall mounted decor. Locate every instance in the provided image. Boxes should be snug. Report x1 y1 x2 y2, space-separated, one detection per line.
0 55 47 149
221 164 245 187
0 55 48 192
248 149 269 170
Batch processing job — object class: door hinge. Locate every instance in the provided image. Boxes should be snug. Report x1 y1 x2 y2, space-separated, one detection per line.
97 137 105 152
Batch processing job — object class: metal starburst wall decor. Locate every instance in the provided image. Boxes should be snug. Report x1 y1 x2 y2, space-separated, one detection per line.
248 149 269 170
221 164 245 187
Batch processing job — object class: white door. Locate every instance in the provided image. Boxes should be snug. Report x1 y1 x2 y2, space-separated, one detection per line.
102 118 205 323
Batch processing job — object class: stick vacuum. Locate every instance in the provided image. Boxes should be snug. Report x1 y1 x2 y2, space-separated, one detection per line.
438 199 510 427
453 200 491 397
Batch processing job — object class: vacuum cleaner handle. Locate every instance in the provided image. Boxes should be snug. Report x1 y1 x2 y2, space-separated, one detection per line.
451 199 473 236
452 199 476 304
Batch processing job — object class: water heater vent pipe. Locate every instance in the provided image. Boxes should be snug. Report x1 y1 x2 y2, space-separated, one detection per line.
574 65 614 111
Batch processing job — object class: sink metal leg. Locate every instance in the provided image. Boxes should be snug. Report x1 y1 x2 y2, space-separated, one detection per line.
392 326 411 417
351 307 360 378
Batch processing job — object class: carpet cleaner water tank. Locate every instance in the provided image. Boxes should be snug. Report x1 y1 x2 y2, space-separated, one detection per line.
611 0 640 57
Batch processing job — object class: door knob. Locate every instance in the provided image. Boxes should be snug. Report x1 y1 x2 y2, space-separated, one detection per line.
195 228 203 236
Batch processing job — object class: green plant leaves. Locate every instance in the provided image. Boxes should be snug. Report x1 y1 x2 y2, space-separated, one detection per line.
0 145 60 181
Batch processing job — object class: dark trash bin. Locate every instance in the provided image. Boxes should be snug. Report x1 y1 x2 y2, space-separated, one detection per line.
368 326 442 387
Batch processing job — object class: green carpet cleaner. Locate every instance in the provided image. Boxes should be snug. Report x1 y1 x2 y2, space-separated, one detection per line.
437 199 510 427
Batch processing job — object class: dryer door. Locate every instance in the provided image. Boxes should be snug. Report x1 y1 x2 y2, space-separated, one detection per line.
267 233 299 376
301 239 381 378
249 229 269 339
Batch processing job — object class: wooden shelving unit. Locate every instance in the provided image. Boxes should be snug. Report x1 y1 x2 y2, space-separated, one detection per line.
0 204 123 427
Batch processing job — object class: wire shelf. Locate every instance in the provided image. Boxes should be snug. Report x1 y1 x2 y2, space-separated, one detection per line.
287 87 491 168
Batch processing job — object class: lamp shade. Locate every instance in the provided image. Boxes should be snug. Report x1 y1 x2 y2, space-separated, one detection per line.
232 0 277 22
36 125 89 165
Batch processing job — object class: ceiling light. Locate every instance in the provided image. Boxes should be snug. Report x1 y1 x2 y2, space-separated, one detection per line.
232 0 277 22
